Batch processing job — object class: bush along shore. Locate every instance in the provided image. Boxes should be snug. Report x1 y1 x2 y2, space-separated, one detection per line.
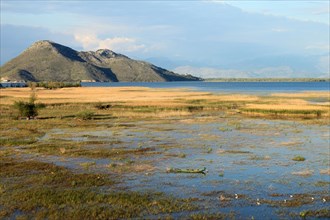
28 81 81 89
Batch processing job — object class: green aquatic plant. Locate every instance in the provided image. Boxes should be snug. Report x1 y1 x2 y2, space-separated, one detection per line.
79 161 96 169
292 156 306 161
299 209 330 218
219 127 232 132
167 167 207 174
178 153 186 158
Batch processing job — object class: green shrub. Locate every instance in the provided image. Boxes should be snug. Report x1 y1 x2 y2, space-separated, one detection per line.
28 81 81 89
13 101 46 120
14 101 37 119
187 106 204 112
94 103 112 110
13 89 45 120
76 111 95 120
292 156 306 161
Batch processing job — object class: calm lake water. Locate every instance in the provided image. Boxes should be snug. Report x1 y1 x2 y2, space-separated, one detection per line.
32 116 330 219
82 81 330 93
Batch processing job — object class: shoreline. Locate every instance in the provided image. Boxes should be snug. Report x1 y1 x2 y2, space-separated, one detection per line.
204 78 330 82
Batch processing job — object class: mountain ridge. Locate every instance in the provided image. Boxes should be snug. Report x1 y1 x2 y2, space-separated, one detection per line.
0 40 201 82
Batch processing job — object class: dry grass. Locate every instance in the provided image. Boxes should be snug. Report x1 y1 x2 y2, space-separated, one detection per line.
0 87 320 105
214 94 259 102
292 169 314 176
0 87 213 105
130 164 155 172
280 141 303 147
244 103 329 111
271 91 329 98
112 110 192 118
320 169 330 175
241 92 329 118
0 87 257 107
1 87 329 120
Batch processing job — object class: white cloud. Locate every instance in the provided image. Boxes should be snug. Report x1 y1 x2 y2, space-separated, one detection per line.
305 43 329 51
74 33 99 50
98 37 145 52
206 0 227 4
74 32 145 52
271 28 288 33
312 6 330 15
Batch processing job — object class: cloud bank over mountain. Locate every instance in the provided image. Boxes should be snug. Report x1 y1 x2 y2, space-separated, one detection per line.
1 1 329 78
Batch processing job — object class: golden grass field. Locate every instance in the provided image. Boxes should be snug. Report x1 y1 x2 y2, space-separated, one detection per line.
0 87 213 105
0 87 329 119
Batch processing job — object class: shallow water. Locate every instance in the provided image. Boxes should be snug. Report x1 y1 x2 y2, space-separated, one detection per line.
33 115 330 218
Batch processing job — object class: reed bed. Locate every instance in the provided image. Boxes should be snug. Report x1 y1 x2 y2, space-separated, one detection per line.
1 87 329 120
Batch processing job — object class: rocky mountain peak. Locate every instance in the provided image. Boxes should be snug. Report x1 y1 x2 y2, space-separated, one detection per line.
95 49 126 59
27 40 55 50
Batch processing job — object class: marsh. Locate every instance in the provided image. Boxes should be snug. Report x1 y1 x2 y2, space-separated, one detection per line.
0 87 329 219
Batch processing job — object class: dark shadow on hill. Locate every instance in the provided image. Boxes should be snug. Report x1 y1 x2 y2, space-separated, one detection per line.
151 65 201 81
18 69 37 82
51 42 86 63
95 66 119 82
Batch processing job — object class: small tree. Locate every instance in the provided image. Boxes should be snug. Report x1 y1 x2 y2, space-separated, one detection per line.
13 85 45 119
14 101 38 119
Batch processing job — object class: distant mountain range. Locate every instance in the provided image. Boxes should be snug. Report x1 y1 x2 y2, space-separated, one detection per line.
0 40 200 82
147 54 329 79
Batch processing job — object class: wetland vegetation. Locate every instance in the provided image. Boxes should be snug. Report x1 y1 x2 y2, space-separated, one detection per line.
0 87 329 219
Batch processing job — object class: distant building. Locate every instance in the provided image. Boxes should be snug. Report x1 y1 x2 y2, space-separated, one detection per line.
81 80 97 82
0 81 27 87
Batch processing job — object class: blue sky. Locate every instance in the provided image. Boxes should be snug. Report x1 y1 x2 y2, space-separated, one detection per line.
1 0 329 78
